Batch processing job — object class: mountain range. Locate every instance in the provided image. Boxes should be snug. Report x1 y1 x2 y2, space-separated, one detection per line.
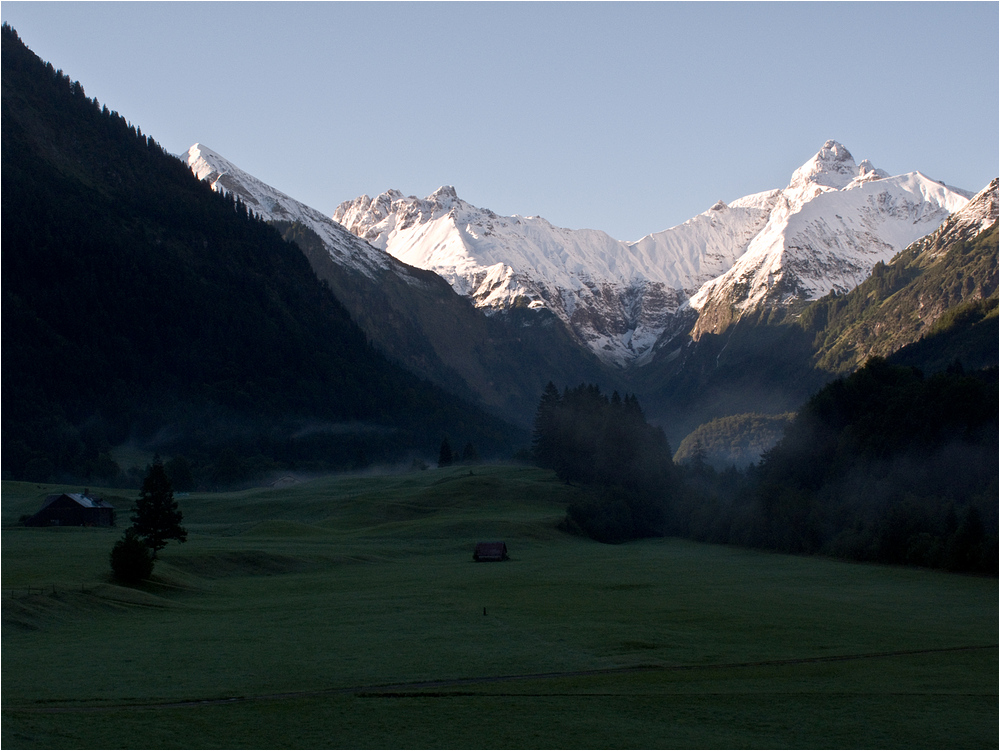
2 22 997 483
185 138 996 447
190 138 980 372
330 141 972 364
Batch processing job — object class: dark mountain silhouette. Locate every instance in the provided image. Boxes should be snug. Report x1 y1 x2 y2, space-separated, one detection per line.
271 219 617 427
1 24 521 486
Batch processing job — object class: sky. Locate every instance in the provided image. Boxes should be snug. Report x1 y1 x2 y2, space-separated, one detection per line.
2 2 997 241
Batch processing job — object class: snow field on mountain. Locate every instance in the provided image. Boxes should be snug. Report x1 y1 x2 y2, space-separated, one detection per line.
187 140 976 366
186 144 394 279
689 169 972 313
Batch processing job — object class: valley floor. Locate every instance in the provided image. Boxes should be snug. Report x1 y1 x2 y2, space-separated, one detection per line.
2 467 997 748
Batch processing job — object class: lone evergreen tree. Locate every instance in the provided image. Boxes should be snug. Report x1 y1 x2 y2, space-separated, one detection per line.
461 441 479 464
109 528 155 583
131 458 187 556
438 437 453 468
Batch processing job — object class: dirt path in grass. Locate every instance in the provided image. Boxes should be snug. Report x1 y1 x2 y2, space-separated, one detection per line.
4 644 996 713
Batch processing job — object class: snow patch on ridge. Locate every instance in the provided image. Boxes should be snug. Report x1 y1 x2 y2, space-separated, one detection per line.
185 144 393 279
188 140 977 367
687 144 972 335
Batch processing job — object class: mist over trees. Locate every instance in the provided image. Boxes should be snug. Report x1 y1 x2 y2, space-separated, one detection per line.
534 359 997 574
532 382 677 543
672 359 998 574
673 412 795 469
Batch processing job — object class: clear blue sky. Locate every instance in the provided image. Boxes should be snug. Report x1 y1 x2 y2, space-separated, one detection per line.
3 2 997 241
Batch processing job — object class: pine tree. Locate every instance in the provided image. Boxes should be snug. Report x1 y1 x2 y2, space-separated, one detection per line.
531 381 562 469
438 437 453 468
110 528 155 583
461 441 479 463
131 458 187 556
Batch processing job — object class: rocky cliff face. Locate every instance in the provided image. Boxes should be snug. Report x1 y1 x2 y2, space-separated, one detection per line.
334 141 972 364
185 144 613 424
687 142 971 338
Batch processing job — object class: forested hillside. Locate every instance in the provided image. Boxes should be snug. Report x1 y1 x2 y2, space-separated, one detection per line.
673 413 795 469
804 223 998 373
639 198 997 445
539 359 997 574
1 25 520 486
672 358 998 573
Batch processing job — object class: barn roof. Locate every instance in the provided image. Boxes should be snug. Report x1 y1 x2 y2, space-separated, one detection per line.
41 493 115 510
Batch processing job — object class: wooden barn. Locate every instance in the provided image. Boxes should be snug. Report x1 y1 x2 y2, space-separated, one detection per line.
25 492 116 527
473 541 509 562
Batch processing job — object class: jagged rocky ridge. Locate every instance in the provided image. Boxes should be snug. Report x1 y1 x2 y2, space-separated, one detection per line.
332 185 772 365
185 144 614 424
808 178 998 372
333 141 974 365
187 144 397 279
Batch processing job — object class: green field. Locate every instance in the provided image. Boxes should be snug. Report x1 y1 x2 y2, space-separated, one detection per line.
2 466 997 748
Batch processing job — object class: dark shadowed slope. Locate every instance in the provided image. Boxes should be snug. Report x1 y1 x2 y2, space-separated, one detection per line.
1 24 521 485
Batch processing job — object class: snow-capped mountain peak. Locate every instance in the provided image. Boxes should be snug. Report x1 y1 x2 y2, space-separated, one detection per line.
185 143 394 277
430 185 459 202
686 144 973 337
784 141 892 208
189 140 976 367
788 139 860 192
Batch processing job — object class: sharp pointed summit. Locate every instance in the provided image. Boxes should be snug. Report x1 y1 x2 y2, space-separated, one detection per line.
430 185 459 201
686 142 973 338
789 140 859 191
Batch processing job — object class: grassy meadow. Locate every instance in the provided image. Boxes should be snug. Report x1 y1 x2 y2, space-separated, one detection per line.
2 465 997 748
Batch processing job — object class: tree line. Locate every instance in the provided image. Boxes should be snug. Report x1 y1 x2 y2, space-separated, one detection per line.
532 382 678 543
533 359 997 574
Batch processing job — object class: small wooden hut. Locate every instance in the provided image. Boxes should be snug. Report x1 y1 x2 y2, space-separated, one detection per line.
473 541 509 562
25 492 116 527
